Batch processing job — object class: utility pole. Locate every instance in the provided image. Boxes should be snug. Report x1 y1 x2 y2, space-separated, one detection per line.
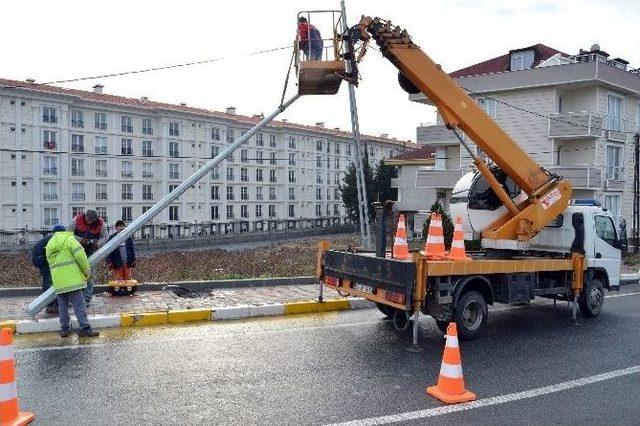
340 0 372 248
632 131 639 254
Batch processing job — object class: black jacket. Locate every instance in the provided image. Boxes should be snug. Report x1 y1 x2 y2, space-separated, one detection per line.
31 234 53 269
105 232 136 268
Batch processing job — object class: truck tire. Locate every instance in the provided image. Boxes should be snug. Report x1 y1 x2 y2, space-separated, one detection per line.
376 303 395 318
578 279 605 318
454 291 488 340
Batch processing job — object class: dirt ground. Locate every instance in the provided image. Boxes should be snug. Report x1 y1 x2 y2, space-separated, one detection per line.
0 234 359 287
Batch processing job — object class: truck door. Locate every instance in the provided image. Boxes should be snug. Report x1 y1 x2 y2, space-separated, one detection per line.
592 215 621 288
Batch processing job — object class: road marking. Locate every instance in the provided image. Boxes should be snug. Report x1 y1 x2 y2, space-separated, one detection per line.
606 291 640 299
327 365 640 426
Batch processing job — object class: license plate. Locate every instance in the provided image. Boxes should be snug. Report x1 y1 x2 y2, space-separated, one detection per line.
353 283 375 294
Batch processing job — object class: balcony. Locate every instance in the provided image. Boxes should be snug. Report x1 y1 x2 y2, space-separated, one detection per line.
415 169 465 189
43 193 58 201
548 113 602 139
604 117 630 143
96 170 108 178
71 193 86 201
417 124 458 145
142 172 153 179
71 169 85 177
547 165 602 189
142 194 153 201
96 193 108 200
95 146 108 154
43 168 58 176
121 193 133 200
121 171 134 178
44 218 60 226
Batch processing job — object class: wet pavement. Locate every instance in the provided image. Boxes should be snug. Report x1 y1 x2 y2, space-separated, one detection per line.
11 284 640 425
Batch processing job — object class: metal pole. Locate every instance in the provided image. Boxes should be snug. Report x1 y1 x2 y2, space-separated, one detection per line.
340 0 372 248
26 95 301 316
634 132 640 254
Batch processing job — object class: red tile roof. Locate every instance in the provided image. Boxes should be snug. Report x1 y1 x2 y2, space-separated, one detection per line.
0 78 414 148
449 44 565 78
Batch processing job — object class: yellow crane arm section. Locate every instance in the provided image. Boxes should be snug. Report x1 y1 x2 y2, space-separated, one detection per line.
352 17 572 243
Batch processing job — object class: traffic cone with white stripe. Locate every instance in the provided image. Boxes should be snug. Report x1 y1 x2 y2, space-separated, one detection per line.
423 213 445 260
0 328 34 426
427 322 476 404
392 214 411 260
447 217 471 261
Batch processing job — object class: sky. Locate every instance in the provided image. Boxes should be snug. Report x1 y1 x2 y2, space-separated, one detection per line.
1 0 638 142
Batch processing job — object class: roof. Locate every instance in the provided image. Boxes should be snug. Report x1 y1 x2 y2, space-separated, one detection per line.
449 44 565 78
0 77 414 148
384 144 435 166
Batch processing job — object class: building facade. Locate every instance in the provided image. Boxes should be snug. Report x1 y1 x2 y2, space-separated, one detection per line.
0 79 410 244
406 44 640 228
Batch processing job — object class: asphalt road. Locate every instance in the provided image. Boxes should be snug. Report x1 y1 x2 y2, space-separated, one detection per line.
12 284 640 425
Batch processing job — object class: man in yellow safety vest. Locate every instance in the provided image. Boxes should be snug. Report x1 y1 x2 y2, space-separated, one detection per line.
46 225 99 337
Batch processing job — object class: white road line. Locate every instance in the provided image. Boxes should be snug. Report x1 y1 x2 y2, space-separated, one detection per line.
326 365 640 426
606 291 640 299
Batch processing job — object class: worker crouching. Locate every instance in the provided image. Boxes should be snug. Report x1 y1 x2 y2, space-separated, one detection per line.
45 226 99 337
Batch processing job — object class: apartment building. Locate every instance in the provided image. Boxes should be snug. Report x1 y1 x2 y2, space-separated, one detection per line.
0 78 410 243
401 43 640 228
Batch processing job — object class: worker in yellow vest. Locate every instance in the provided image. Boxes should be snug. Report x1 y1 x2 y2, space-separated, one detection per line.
45 225 99 337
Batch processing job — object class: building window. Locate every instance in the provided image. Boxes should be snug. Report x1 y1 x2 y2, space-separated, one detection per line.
121 183 133 200
168 184 178 194
335 143 340 154
43 182 58 201
256 187 263 201
142 206 151 215
169 141 180 158
169 122 180 137
42 106 58 123
288 137 296 150
71 207 85 218
95 113 107 130
288 170 295 183
316 171 322 184
477 97 497 118
269 187 276 200
211 145 220 159
316 155 322 168
169 163 180 180
269 134 277 147
142 162 153 179
326 204 331 216
121 138 133 155
334 204 339 215
603 195 621 218
326 141 331 153
240 149 248 163
211 127 221 141
269 170 277 183
211 185 220 200
71 110 84 128
256 169 263 182
241 205 248 218
226 128 235 143
169 206 179 221
142 118 153 135
226 186 234 200
71 158 85 177
289 187 295 200
240 168 249 182
316 204 322 217
316 140 323 151
607 94 624 131
43 208 59 226
226 205 234 219
510 50 534 71
142 140 153 157
268 205 276 217
142 184 153 201
95 207 108 224
346 144 352 156
288 205 295 217
43 130 57 149
43 156 57 175
606 145 623 181
316 188 322 200
255 205 262 218
211 166 220 180
122 207 133 222
96 183 107 200
335 158 340 169
334 188 340 200
71 134 84 152
121 116 133 133
270 152 277 165
121 161 133 178
256 151 264 164
327 157 331 169
226 167 235 181
95 159 107 178
241 186 249 200
95 136 107 154
289 153 296 166
211 205 220 220
256 133 264 146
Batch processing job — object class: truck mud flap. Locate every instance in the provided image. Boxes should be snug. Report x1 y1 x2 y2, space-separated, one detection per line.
323 251 415 309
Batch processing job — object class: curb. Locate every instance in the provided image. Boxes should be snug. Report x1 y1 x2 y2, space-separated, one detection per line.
11 298 374 334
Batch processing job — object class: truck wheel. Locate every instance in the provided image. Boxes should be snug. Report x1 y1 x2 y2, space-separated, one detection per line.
579 279 605 317
376 303 395 318
454 291 488 340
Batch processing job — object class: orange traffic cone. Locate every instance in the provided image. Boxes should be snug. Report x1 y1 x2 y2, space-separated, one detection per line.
447 217 471 261
427 322 476 404
423 213 446 260
392 214 411 260
0 328 34 426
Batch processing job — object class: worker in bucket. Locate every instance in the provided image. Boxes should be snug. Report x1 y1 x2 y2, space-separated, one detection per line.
297 16 323 60
45 226 99 337
106 220 136 281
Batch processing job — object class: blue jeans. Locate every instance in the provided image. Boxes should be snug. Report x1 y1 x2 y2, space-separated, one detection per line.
57 289 91 332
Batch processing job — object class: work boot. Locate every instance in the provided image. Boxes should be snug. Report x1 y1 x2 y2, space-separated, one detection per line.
78 329 99 337
60 328 71 337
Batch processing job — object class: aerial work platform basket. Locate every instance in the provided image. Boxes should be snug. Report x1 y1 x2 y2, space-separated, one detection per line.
295 10 347 95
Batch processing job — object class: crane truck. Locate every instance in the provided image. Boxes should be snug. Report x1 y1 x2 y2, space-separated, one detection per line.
316 16 623 341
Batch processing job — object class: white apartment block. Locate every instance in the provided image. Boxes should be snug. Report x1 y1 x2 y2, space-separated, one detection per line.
404 43 640 228
0 79 410 244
